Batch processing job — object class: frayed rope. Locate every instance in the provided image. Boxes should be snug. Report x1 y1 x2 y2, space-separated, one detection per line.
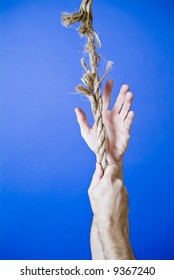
61 0 113 171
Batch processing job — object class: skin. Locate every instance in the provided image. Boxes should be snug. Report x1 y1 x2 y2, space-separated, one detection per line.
75 80 135 259
88 163 135 259
74 80 134 165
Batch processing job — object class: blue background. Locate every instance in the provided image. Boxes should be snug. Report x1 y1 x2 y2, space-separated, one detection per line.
0 0 174 260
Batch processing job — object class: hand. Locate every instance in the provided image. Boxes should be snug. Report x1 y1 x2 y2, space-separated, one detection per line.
89 163 135 260
88 163 129 235
75 80 134 164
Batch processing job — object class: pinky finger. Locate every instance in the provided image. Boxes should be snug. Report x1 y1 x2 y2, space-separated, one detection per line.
124 111 135 130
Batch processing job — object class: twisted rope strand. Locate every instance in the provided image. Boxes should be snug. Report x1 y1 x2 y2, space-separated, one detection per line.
62 0 113 170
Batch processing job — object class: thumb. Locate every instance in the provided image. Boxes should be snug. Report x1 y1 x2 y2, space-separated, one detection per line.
88 163 103 195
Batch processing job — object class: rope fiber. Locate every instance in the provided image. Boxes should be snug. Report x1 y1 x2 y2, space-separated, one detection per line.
61 0 113 171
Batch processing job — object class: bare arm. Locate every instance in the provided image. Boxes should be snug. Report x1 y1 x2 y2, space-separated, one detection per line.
90 217 105 259
88 163 135 260
75 81 135 259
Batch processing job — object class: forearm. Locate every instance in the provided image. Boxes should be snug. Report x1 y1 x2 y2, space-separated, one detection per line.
90 160 123 260
90 217 105 259
90 217 135 260
89 163 135 260
96 221 135 260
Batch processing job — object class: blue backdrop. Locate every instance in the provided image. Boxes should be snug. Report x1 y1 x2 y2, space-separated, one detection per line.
0 0 174 260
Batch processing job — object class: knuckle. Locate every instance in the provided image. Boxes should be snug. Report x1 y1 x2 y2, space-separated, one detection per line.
105 164 118 181
103 172 112 182
116 179 123 190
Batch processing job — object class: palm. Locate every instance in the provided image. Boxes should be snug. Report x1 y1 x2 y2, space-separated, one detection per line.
75 81 134 164
104 110 130 162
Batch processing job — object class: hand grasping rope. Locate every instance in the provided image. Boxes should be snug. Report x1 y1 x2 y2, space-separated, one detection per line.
61 0 113 171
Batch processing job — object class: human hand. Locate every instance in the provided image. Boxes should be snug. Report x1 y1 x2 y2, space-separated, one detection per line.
75 80 134 164
88 163 129 235
89 163 135 259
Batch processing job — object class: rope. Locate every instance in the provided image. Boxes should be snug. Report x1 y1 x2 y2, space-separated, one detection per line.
61 0 113 171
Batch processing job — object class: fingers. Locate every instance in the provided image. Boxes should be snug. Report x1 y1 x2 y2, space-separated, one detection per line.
124 111 135 130
120 91 134 120
74 108 90 136
88 163 104 194
102 80 114 111
113 84 129 113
